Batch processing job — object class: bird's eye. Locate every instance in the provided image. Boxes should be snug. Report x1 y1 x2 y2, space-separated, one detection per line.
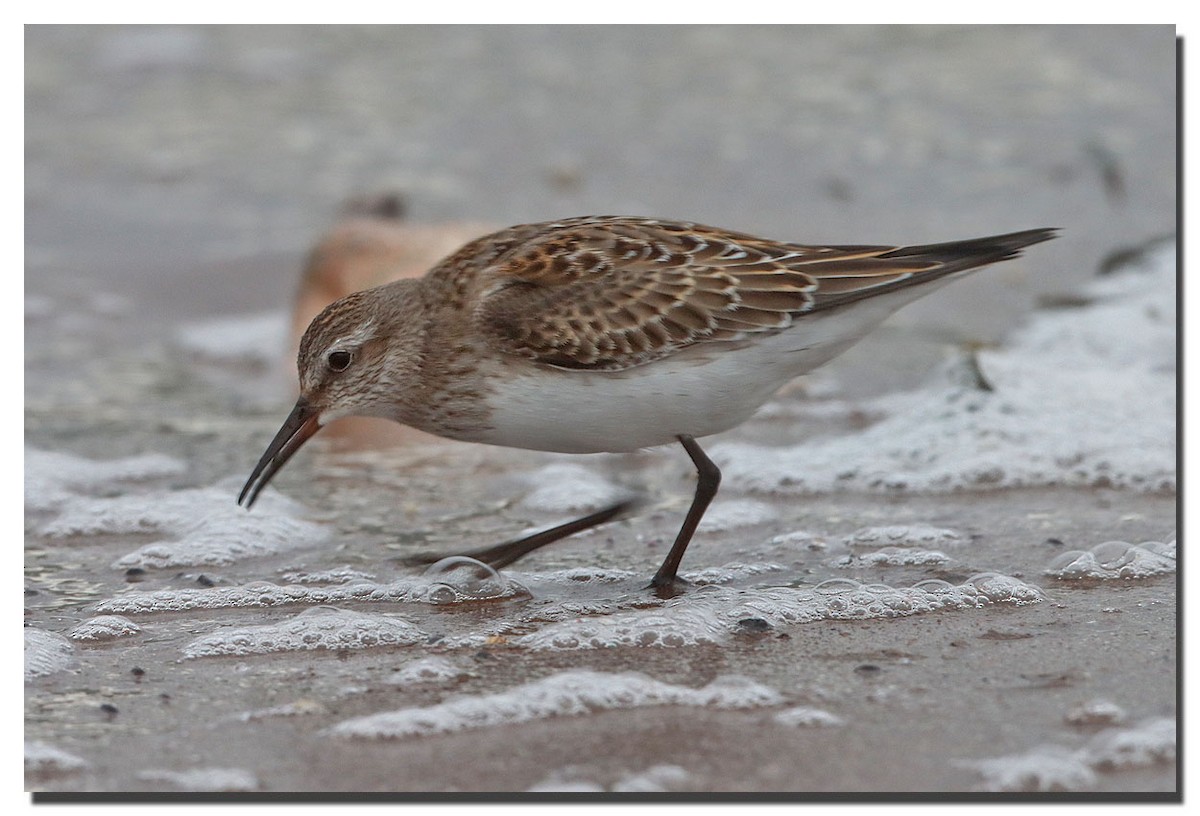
327 350 353 371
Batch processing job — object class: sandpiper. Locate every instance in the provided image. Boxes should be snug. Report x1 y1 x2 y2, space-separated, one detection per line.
239 216 1055 591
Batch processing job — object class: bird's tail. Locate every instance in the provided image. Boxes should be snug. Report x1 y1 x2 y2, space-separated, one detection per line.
878 228 1059 277
804 227 1059 313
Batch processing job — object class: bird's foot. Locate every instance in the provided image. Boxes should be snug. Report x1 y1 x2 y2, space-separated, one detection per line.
647 572 691 600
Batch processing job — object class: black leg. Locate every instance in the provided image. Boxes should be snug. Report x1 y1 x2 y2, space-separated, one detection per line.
650 435 721 593
403 496 642 571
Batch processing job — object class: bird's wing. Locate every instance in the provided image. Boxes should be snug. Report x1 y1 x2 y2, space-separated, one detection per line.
472 216 1050 371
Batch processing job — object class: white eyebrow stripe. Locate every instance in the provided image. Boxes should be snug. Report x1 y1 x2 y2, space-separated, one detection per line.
329 320 378 350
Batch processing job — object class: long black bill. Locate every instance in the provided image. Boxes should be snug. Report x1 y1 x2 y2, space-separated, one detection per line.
238 398 322 508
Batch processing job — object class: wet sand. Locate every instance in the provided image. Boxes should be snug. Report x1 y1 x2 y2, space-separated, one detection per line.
24 26 1176 796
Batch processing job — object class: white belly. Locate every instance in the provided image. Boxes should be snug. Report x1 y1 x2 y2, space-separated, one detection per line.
472 307 882 454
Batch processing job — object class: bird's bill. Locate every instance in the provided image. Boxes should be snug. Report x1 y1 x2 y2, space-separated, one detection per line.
238 398 322 508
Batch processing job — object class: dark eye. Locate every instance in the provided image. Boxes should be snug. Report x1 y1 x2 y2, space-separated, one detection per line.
327 350 352 371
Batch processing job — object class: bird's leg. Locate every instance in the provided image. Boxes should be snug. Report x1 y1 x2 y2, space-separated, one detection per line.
403 496 642 571
649 434 721 594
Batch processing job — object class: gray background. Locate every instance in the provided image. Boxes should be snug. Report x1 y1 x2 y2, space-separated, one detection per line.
26 25 1175 332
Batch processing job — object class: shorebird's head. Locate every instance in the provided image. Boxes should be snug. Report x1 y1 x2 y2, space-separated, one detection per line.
238 284 423 508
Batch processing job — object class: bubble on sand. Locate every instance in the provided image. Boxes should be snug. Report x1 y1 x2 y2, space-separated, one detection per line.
514 573 1043 651
515 566 640 585
960 716 1175 791
25 629 74 680
1045 539 1176 580
773 706 845 728
278 566 377 584
1064 699 1126 727
137 767 259 792
527 764 692 793
238 699 328 722
182 607 426 658
962 744 1098 792
25 741 89 774
611 764 693 792
35 478 329 570
419 557 512 604
843 525 965 549
526 772 605 793
965 572 1045 605
387 656 473 686
328 670 782 740
93 567 530 615
69 615 142 642
835 548 950 568
768 530 829 551
1087 717 1175 770
684 562 787 585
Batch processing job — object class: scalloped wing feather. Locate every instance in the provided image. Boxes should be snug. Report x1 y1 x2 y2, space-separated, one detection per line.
468 217 1053 371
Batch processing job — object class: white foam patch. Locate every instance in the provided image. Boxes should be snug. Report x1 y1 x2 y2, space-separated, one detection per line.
182 607 427 658
843 525 965 549
386 656 473 686
963 744 1098 792
277 566 377 584
515 566 640 585
37 477 327 569
1087 716 1176 771
696 499 778 532
112 514 328 570
835 548 951 568
526 777 605 793
684 562 787 585
137 767 259 792
512 599 727 650
174 310 288 366
25 447 187 512
509 573 1043 651
1064 699 1126 727
715 243 1176 494
773 706 845 728
25 628 73 680
511 561 785 591
238 699 327 722
961 716 1175 791
611 764 693 792
328 670 782 740
768 530 830 551
527 764 692 793
69 615 142 642
519 462 628 513
93 565 529 614
25 741 89 774
1045 539 1176 580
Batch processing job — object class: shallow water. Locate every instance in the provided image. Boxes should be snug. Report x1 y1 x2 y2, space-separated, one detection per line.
25 25 1176 795
24 288 1178 792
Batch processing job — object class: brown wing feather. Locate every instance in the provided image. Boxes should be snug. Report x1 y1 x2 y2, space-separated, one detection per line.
471 216 1055 371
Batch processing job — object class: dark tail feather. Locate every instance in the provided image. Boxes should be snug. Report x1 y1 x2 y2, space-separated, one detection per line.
880 228 1059 275
808 227 1058 313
